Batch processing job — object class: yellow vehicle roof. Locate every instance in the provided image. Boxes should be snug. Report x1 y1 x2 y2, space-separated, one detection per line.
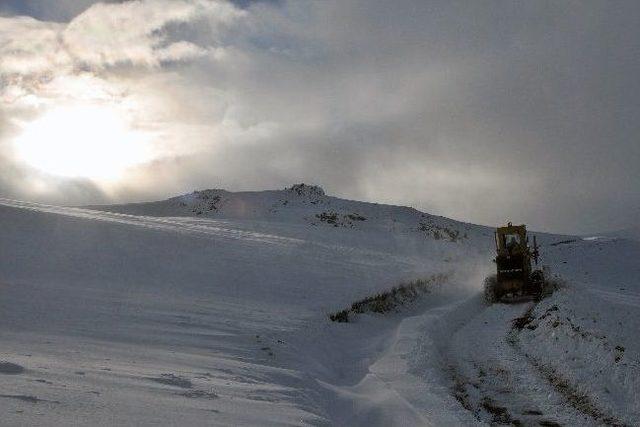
496 223 526 235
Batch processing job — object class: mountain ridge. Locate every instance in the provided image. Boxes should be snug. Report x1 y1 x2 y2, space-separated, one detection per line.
85 183 483 243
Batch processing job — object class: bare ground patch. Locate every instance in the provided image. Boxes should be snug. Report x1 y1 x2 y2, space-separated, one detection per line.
148 373 193 389
0 361 25 375
329 273 449 322
0 394 60 404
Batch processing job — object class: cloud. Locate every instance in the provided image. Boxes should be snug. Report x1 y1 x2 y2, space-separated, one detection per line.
0 0 244 202
0 16 66 75
0 0 639 233
0 0 242 78
61 0 242 68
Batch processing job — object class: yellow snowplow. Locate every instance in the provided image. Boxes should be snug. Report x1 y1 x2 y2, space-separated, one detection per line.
484 222 546 303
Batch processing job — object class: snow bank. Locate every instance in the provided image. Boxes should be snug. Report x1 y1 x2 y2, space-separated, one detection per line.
514 286 640 424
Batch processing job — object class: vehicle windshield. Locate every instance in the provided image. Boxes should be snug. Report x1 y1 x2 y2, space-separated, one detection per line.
501 233 521 249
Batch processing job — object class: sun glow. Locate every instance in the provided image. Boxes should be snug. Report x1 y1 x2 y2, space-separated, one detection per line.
14 105 151 180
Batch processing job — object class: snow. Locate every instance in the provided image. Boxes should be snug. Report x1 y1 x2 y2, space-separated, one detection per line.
603 226 640 242
0 186 638 425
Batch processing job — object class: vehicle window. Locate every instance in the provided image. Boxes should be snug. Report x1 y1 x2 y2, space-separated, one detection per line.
503 233 521 248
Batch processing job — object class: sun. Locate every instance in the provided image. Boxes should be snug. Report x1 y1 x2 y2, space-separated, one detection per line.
14 105 151 180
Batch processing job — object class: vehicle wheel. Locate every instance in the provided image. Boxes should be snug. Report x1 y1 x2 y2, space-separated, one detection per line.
530 270 545 301
484 275 498 305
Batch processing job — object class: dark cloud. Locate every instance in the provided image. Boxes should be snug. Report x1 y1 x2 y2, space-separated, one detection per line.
0 1 638 234
216 0 640 234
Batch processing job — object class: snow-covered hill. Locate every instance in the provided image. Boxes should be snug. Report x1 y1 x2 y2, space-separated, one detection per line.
0 186 638 426
86 184 484 243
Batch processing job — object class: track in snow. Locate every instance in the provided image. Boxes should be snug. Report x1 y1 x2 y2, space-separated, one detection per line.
445 298 627 426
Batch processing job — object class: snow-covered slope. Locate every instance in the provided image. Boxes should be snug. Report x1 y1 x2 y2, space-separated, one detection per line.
86 184 485 243
0 186 638 426
603 226 640 242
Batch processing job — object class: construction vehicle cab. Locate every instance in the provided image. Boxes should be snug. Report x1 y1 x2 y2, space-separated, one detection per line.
485 222 544 303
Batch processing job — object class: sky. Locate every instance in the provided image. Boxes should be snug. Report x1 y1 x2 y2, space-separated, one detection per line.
0 0 638 234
